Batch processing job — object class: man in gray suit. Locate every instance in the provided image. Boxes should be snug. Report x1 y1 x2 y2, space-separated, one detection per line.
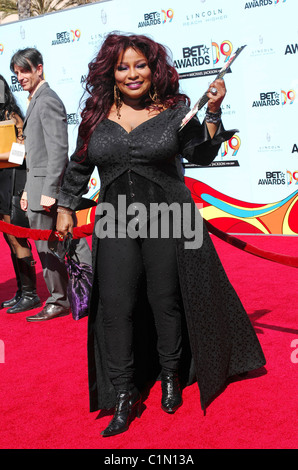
10 48 91 322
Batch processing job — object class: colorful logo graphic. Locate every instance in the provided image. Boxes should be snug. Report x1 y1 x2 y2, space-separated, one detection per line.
221 135 241 157
287 171 298 185
161 9 174 23
212 40 233 65
185 177 298 235
52 29 81 46
88 177 97 190
252 90 296 107
0 44 4 55
138 8 174 28
281 89 296 105
71 29 81 42
76 190 99 226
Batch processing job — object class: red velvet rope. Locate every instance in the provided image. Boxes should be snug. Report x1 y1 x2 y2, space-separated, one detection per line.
0 220 93 240
204 220 298 268
0 219 297 268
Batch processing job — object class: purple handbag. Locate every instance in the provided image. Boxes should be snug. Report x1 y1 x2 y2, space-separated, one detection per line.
66 255 93 321
64 233 93 321
48 231 93 320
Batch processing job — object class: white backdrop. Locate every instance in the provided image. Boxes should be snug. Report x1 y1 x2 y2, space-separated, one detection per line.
1 0 297 234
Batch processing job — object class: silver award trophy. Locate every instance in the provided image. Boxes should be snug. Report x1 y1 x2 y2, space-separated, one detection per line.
179 45 246 131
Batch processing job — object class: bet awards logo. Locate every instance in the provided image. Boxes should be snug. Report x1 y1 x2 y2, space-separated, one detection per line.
245 0 286 9
9 76 23 93
245 0 273 7
252 90 296 107
138 9 174 28
67 113 79 125
52 29 81 46
174 45 210 69
175 39 236 80
285 44 298 55
258 171 285 185
253 92 280 107
175 40 234 70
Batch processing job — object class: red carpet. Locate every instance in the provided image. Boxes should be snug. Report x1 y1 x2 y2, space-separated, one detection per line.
0 233 297 450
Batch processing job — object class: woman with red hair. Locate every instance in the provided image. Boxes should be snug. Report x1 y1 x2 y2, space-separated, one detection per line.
57 33 265 437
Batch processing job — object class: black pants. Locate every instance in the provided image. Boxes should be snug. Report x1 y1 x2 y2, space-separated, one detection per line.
96 222 182 391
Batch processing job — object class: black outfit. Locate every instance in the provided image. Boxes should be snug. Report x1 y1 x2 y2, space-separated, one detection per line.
101 170 183 390
97 213 182 391
0 109 26 216
0 162 26 216
0 162 41 313
59 104 266 411
0 114 40 313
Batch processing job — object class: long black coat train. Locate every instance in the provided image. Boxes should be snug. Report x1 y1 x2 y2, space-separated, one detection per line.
59 104 266 412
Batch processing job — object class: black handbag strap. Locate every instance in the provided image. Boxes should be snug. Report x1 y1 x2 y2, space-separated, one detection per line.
48 231 77 262
64 232 72 255
64 232 80 263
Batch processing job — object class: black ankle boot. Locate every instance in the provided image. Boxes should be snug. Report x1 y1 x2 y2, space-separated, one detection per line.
2 291 22 309
161 369 182 414
101 388 142 437
1 253 22 308
7 257 41 314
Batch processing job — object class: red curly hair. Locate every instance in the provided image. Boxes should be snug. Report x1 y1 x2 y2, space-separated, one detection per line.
77 32 190 155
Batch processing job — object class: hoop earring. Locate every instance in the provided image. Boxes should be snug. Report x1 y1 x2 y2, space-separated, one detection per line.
149 84 159 104
114 84 122 119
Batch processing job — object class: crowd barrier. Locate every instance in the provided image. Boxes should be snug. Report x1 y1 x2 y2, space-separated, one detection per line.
0 219 297 268
0 220 93 240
